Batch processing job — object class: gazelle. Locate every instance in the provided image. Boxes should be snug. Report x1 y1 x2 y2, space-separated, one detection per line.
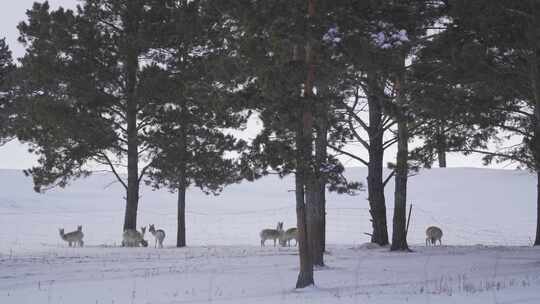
425 226 443 246
148 224 166 248
260 222 283 247
122 226 148 247
279 227 298 247
59 225 84 247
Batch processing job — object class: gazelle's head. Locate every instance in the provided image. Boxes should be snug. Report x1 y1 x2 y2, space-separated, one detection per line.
141 226 146 235
77 225 82 231
149 224 155 233
276 222 284 231
59 228 64 236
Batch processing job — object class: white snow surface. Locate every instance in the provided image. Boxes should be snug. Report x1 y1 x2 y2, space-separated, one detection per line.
1 167 540 303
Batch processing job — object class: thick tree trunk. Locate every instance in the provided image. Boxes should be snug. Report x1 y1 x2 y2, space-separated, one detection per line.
177 184 186 247
535 171 540 246
295 122 314 288
295 0 317 287
437 148 447 168
527 45 540 245
391 72 410 252
316 117 327 254
308 107 327 266
320 180 326 253
307 180 324 266
437 123 447 168
366 75 389 246
391 118 410 251
124 99 139 231
123 36 140 232
176 103 188 248
531 45 540 246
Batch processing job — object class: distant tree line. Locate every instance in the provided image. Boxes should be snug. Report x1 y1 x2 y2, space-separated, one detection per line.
1 0 540 289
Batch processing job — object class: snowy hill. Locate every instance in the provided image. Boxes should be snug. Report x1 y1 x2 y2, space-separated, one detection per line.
0 167 537 253
1 167 540 304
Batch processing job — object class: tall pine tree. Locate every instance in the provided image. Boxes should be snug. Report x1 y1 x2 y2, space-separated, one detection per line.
422 0 540 245
140 0 248 248
16 1 167 231
0 38 15 146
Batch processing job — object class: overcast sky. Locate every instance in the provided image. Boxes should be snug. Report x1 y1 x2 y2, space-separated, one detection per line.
0 1 513 170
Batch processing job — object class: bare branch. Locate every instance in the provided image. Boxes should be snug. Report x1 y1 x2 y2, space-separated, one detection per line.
96 153 128 190
383 137 398 150
347 118 370 150
383 170 396 187
327 144 369 166
138 160 155 185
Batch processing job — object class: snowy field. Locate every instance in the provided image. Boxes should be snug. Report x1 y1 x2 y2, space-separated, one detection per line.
1 167 540 303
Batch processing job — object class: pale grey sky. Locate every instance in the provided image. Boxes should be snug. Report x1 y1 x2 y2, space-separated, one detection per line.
0 1 511 170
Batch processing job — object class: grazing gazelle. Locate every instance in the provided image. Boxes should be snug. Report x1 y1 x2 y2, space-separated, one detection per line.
59 225 84 247
260 222 283 247
122 226 148 247
279 227 298 247
148 224 166 248
425 226 443 246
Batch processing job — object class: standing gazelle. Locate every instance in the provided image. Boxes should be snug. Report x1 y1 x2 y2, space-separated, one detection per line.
149 224 166 248
425 226 443 246
59 225 84 247
260 222 283 247
279 227 298 247
122 226 148 247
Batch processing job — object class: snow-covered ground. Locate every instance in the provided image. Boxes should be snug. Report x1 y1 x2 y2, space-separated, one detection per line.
1 167 539 303
2 245 540 304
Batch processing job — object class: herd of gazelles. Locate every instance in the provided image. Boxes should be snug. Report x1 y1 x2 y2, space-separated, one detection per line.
58 224 166 248
58 222 443 248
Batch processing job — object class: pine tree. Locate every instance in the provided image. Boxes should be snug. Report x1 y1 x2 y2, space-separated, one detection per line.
0 38 15 146
15 1 167 231
422 0 540 245
324 2 399 246
230 0 317 285
138 0 248 248
326 1 438 249
222 0 361 286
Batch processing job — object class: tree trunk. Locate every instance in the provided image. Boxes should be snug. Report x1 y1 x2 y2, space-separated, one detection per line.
295 0 317 287
391 72 410 252
295 122 314 288
307 179 324 266
535 171 540 246
177 183 186 247
123 31 140 232
437 148 447 168
391 117 410 251
437 123 447 168
316 115 327 254
366 75 389 246
177 103 188 248
530 36 540 245
308 106 327 266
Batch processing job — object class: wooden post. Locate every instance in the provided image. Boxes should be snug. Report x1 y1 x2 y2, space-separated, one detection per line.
405 204 413 238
